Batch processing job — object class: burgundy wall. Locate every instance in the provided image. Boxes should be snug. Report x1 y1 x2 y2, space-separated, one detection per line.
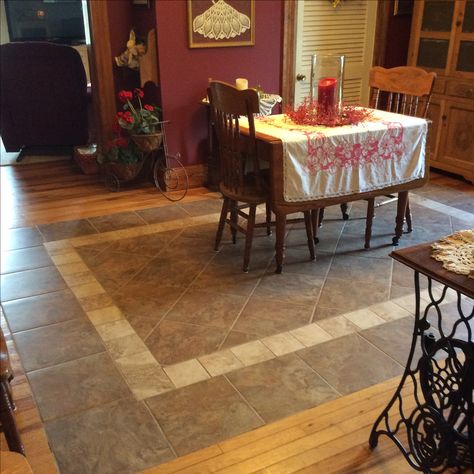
155 0 283 166
383 0 412 68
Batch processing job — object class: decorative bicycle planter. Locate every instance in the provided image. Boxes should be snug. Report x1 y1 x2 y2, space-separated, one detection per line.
102 121 188 201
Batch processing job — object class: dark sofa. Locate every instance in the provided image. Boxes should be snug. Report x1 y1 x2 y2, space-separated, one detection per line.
0 42 88 153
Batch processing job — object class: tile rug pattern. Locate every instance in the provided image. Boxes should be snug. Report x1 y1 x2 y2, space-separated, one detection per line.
1 189 473 473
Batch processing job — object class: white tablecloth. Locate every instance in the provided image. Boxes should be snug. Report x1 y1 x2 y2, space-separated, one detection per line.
241 110 428 203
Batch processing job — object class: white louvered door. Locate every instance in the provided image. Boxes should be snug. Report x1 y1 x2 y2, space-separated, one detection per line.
294 0 377 107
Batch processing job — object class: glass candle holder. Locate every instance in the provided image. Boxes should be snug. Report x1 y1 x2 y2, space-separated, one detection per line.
310 54 345 117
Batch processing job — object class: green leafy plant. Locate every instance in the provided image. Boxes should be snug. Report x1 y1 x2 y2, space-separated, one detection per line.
98 136 141 165
116 88 161 135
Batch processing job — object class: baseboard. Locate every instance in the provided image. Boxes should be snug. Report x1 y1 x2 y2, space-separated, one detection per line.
171 163 208 190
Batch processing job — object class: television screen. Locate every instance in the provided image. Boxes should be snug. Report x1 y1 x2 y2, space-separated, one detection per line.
5 0 85 45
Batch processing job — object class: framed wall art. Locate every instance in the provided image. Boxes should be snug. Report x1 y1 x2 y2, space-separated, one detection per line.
188 0 255 49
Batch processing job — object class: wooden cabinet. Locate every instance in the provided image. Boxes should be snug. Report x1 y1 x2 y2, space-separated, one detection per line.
408 0 474 182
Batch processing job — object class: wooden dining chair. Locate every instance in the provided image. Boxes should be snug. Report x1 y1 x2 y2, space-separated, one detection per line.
314 66 436 248
209 80 315 272
362 66 436 247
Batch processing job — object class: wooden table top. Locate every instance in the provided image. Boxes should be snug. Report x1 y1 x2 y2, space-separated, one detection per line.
391 242 474 300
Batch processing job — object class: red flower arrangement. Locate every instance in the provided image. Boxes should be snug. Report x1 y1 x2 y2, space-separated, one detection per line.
286 98 373 127
116 88 161 135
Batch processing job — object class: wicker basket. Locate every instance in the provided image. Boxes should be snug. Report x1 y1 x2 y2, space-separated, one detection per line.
103 161 143 181
74 145 99 175
131 133 163 153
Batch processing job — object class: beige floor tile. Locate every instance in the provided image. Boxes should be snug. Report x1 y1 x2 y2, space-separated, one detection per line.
316 316 358 338
163 359 210 388
369 300 412 321
62 271 96 287
198 350 244 376
343 308 385 330
95 319 135 341
70 281 106 298
56 261 90 276
104 333 148 360
116 352 174 399
261 332 305 356
51 252 82 265
290 323 333 347
78 293 115 312
230 340 275 366
43 240 73 255
87 306 124 326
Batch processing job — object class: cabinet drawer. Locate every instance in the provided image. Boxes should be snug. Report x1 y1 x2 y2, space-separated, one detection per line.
446 80 474 99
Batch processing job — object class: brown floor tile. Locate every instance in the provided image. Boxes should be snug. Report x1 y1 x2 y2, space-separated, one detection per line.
327 254 392 283
45 399 175 474
1 266 66 302
146 376 262 456
165 289 247 330
1 246 52 274
298 333 403 395
86 250 149 292
159 235 218 264
13 318 104 372
254 271 324 306
429 301 474 341
335 232 394 259
88 211 146 233
191 263 261 297
137 204 190 224
318 276 390 313
2 226 44 250
227 353 338 422
179 199 223 217
2 289 85 332
106 230 180 257
312 306 344 321
359 317 419 366
212 240 274 271
38 219 97 241
113 281 184 338
233 297 313 337
28 352 130 421
146 320 227 365
280 248 333 278
132 254 204 289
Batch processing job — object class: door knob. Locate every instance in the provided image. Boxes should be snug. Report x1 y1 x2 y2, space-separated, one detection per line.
296 74 306 82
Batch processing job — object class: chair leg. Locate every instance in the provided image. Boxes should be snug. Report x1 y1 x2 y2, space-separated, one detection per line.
243 204 257 272
393 191 409 245
230 200 238 244
215 197 230 251
265 201 272 236
405 196 412 233
275 213 287 274
304 211 315 260
365 198 375 249
340 202 349 220
318 208 325 227
311 209 320 244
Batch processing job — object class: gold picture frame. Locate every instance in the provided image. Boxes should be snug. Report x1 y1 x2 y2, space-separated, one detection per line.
188 0 255 49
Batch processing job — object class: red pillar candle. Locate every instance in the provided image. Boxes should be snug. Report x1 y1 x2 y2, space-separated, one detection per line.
317 77 338 115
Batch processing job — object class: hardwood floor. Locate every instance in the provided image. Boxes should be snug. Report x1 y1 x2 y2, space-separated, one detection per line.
1 160 215 228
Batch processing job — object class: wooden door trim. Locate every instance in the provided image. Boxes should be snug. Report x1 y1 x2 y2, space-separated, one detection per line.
281 0 388 108
87 0 116 145
281 0 297 109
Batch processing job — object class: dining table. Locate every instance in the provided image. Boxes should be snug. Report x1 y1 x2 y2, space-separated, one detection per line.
239 109 431 273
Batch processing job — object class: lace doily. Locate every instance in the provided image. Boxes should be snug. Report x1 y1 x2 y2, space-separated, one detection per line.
431 229 474 279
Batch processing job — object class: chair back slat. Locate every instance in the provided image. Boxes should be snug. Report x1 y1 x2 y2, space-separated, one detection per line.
208 81 262 196
369 66 436 118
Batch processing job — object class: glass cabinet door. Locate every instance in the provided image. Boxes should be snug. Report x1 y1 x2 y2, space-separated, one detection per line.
455 0 474 74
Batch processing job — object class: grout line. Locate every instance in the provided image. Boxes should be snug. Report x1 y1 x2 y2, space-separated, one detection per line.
224 374 266 425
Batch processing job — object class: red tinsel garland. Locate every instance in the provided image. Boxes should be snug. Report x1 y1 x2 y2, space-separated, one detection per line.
285 98 373 127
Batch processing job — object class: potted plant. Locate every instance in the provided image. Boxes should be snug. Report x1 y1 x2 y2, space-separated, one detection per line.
116 88 162 152
98 136 143 181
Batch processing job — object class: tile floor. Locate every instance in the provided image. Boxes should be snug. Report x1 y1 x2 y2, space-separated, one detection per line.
1 185 473 473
